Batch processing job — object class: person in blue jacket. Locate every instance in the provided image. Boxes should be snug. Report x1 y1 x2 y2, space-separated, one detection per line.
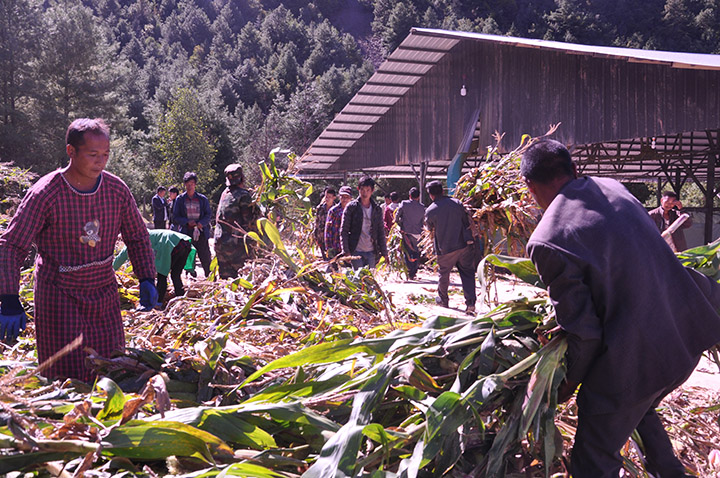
172 172 212 276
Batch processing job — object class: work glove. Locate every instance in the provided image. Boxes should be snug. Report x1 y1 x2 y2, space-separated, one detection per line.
139 279 158 311
0 294 27 341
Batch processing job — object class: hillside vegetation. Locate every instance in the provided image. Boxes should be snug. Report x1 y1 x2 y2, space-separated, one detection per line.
2 0 720 201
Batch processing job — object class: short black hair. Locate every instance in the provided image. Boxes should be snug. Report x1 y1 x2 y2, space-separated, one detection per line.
358 176 375 188
66 118 110 149
390 191 400 202
157 186 166 193
324 187 337 196
169 186 179 194
661 190 678 199
409 187 419 199
520 139 574 184
427 180 443 197
183 171 198 183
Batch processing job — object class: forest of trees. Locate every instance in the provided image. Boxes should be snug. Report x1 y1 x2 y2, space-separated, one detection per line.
3 0 720 203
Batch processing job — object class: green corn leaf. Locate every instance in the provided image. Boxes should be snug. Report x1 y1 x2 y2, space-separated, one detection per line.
247 231 267 247
195 335 227 370
477 327 497 376
159 402 340 434
481 254 544 288
303 364 396 478
102 420 233 463
421 391 470 468
229 276 254 292
241 336 402 386
190 409 276 449
519 338 567 436
451 343 483 393
393 385 427 403
190 462 292 477
96 377 126 422
397 438 424 478
243 374 350 403
258 218 285 251
0 452 86 474
485 393 524 477
399 359 443 393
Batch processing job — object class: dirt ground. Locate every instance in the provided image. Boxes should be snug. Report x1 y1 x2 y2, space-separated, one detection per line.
380 267 720 396
379 267 720 475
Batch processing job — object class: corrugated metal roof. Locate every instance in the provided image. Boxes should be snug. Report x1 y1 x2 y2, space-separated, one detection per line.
298 28 720 178
416 28 720 70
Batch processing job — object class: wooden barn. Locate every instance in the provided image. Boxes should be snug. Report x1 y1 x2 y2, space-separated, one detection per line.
297 28 720 244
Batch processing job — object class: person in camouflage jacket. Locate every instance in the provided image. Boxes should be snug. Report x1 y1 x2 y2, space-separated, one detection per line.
214 164 259 279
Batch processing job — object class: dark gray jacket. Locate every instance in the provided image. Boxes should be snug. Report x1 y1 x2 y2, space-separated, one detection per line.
424 196 472 256
340 197 387 257
528 177 720 413
395 199 426 235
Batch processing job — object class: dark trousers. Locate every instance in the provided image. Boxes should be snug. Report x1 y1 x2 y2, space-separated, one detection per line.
153 219 166 229
192 233 212 276
436 245 476 307
402 233 420 279
350 250 377 270
572 358 699 478
156 240 191 303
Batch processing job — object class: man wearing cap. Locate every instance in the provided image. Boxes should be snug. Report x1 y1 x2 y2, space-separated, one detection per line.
340 176 388 269
214 164 259 279
395 186 426 280
424 180 476 314
172 172 213 277
325 186 353 260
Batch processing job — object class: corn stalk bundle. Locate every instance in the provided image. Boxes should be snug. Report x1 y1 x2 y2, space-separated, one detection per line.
0 292 568 477
453 139 540 258
385 223 410 277
254 148 314 243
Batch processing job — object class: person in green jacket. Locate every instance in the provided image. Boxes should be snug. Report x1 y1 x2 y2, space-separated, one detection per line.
113 229 196 308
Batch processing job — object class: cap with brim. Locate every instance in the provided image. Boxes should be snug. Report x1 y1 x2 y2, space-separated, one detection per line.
224 164 243 176
339 186 353 196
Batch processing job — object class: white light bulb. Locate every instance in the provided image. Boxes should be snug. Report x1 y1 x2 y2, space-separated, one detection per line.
460 84 467 97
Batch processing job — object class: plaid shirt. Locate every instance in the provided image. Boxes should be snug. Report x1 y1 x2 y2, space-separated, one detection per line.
0 170 155 381
314 202 331 248
0 171 155 292
324 203 344 253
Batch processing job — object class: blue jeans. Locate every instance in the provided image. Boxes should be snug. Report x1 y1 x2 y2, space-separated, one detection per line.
351 250 376 269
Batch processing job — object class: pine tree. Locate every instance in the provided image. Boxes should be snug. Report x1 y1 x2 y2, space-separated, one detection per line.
155 87 218 189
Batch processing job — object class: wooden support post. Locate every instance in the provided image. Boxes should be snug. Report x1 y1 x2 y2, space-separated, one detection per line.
420 161 428 205
705 155 716 244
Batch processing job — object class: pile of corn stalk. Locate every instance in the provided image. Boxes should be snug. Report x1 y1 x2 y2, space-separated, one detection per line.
453 134 541 258
1 150 720 477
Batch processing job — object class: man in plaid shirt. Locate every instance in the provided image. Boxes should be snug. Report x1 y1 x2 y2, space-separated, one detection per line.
0 118 157 382
314 187 336 259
